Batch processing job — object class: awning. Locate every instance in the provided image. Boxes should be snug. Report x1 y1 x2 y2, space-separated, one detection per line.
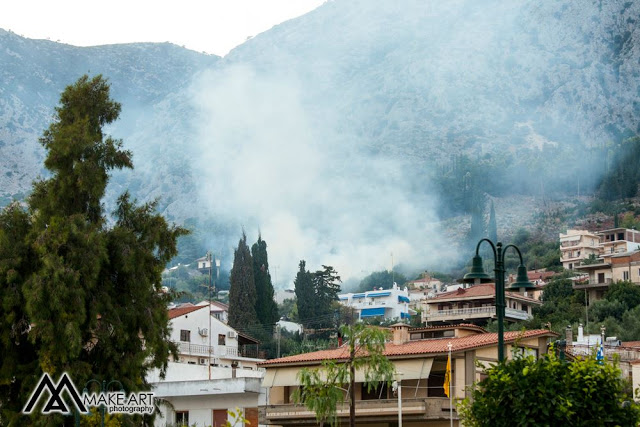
400 312 411 319
352 293 366 299
360 307 385 317
355 359 433 382
261 367 301 387
398 295 410 303
368 291 391 297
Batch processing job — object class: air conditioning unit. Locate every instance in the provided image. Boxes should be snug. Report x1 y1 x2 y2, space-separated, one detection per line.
198 358 207 365
198 327 208 337
227 331 237 338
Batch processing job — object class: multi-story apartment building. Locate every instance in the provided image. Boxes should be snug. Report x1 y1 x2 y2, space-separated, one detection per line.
258 323 557 426
596 228 640 258
575 250 640 302
147 304 265 427
421 283 541 326
338 283 412 321
559 229 600 270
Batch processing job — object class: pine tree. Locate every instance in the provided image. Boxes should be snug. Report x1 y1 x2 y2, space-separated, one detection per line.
488 200 498 243
313 265 342 328
0 75 186 425
228 232 258 329
251 235 278 333
294 260 315 328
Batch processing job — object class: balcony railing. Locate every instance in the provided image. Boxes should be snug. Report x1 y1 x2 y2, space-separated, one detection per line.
261 398 456 425
177 341 214 356
427 306 532 321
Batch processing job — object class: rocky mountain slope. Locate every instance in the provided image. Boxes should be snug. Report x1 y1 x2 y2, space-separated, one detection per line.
1 0 639 278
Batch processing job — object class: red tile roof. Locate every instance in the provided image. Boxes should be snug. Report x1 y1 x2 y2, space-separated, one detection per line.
430 283 540 303
259 329 557 366
168 305 207 319
621 341 640 349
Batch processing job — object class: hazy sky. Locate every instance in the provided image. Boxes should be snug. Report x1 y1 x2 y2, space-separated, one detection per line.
1 0 325 56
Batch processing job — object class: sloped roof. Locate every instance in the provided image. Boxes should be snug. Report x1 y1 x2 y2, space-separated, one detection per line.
259 329 556 367
621 341 640 349
168 305 208 319
429 283 540 303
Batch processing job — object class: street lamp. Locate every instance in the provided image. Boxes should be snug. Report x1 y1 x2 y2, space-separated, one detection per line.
462 239 535 361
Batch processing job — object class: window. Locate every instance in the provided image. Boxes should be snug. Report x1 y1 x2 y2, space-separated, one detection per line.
623 271 630 281
180 330 190 342
361 382 389 400
218 334 226 346
176 411 189 426
618 233 625 240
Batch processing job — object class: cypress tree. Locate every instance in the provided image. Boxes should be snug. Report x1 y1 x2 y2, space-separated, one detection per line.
0 75 186 425
228 232 258 329
294 260 315 328
488 200 498 243
251 235 279 333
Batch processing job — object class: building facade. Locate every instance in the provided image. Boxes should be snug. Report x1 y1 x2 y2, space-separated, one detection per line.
148 305 265 427
421 283 541 326
559 229 600 270
258 324 556 426
338 283 412 321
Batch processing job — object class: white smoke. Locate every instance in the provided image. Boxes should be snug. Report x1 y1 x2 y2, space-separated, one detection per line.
188 64 455 286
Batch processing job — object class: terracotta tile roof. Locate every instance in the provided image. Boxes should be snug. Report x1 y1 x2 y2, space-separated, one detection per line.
621 341 640 349
168 305 208 319
430 283 540 303
259 329 557 367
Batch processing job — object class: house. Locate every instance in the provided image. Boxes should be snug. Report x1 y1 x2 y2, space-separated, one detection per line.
196 300 230 324
258 324 557 426
338 283 413 321
147 305 266 427
506 270 553 300
566 324 640 395
421 283 542 326
559 229 600 270
574 249 640 302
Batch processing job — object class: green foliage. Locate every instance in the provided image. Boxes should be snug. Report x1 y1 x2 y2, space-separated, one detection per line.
458 350 640 426
228 232 258 329
252 235 278 334
0 75 186 425
604 280 640 311
294 323 395 427
505 228 561 271
294 260 315 327
295 261 341 329
598 136 640 201
357 270 407 293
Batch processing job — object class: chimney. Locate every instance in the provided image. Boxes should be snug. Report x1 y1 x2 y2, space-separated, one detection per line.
577 324 584 342
391 323 410 345
565 325 572 343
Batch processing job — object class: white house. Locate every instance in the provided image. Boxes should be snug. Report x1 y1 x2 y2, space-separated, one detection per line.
148 305 266 427
338 283 413 321
196 300 229 324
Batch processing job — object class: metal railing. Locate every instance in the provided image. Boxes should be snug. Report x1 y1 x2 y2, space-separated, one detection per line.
427 306 532 321
262 398 456 422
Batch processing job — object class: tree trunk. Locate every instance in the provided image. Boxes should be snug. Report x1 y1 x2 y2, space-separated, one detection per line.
350 344 356 427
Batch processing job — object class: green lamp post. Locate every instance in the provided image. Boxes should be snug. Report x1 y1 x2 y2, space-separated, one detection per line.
462 239 535 361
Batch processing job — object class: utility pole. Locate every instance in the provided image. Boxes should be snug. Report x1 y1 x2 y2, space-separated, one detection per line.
208 251 212 380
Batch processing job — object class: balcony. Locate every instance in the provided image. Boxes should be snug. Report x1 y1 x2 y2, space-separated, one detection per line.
573 278 612 290
427 306 531 322
260 398 456 425
176 342 265 360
